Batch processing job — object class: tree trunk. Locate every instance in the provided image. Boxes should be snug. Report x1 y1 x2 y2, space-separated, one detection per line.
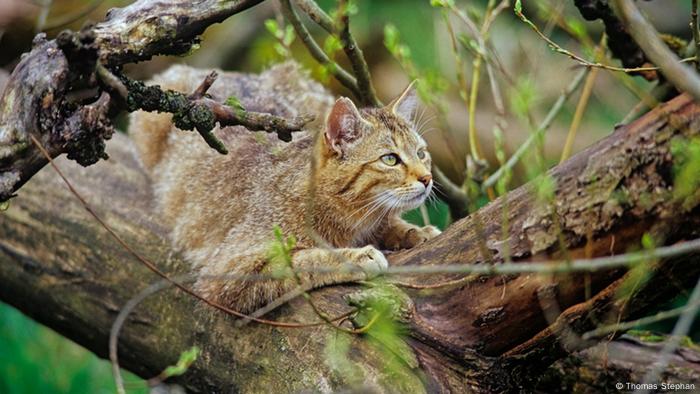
2 91 700 392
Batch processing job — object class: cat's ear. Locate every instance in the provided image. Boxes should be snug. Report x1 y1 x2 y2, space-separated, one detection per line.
325 97 364 156
388 80 418 123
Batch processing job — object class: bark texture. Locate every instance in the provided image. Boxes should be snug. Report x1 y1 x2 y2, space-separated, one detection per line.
1 93 700 392
0 0 265 201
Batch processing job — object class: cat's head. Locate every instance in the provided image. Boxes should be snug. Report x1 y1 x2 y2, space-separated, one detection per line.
317 83 432 216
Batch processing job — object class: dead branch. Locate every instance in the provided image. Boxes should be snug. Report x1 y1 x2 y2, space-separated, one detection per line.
0 0 312 202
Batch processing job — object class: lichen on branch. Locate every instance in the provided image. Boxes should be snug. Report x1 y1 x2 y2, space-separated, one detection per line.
110 70 314 153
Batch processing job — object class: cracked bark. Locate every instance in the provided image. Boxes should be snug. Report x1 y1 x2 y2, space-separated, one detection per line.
0 0 268 202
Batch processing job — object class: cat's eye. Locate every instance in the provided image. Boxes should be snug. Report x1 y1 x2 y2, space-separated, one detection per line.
380 153 401 166
417 148 427 160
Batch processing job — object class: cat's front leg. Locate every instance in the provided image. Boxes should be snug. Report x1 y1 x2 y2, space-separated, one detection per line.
292 245 388 287
381 215 441 250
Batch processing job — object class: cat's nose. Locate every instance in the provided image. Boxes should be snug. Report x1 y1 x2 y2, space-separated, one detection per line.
417 174 432 187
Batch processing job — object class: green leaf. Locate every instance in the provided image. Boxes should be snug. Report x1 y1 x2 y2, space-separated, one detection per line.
0 201 9 211
641 233 656 250
225 96 246 117
430 0 452 8
323 36 342 55
383 24 399 53
672 137 700 206
514 0 522 14
267 225 296 279
160 346 200 380
282 25 296 47
264 19 280 37
534 175 556 202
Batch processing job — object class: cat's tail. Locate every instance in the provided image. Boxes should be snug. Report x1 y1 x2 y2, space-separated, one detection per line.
129 65 201 172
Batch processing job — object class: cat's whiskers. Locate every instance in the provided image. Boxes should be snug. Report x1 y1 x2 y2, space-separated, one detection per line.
414 107 434 133
415 111 436 136
350 192 394 232
419 127 438 137
366 195 399 234
431 180 451 200
346 190 391 218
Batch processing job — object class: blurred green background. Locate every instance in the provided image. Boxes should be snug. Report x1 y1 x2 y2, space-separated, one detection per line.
0 0 697 392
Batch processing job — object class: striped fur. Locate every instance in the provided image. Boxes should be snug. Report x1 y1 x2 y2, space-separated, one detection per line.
129 63 440 313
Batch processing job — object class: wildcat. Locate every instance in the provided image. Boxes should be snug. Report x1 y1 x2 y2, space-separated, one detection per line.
129 62 440 313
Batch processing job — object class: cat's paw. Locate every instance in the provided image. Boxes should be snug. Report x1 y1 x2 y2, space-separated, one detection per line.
401 225 441 249
350 245 388 278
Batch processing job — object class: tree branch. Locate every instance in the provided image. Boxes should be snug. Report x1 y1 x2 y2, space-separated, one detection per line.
614 0 700 101
279 0 361 100
92 0 265 66
0 0 315 202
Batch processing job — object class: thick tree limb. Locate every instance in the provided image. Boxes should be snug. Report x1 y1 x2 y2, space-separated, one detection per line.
92 0 265 66
1 91 700 391
0 0 314 202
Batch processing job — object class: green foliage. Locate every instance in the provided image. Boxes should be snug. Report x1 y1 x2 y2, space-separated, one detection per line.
0 302 146 394
633 293 700 341
324 282 424 390
317 36 344 82
0 200 8 211
533 174 556 203
224 95 246 117
344 283 423 391
266 225 297 279
493 127 512 196
509 76 538 120
324 332 365 384
616 233 657 299
514 0 522 13
671 137 700 207
429 0 455 8
383 24 448 109
330 0 358 19
264 19 296 59
158 346 200 381
626 329 666 343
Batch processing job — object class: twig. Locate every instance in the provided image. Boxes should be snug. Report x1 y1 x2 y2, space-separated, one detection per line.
382 238 700 276
613 0 700 102
636 275 700 394
582 299 700 340
337 0 380 106
482 66 588 189
189 70 218 100
515 0 690 74
95 63 127 98
110 274 197 394
560 38 605 163
279 0 361 100
694 0 700 72
294 0 334 33
464 0 503 161
34 0 52 32
432 165 469 216
98 68 314 152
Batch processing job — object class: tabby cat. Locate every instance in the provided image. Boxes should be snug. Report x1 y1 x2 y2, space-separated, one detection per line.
130 63 440 313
